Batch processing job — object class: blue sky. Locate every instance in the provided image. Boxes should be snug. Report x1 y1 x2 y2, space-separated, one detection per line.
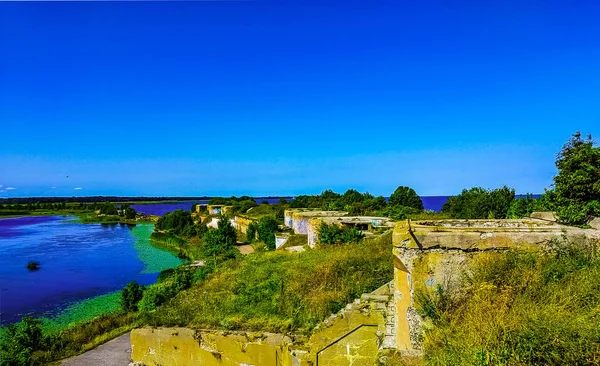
1 0 599 197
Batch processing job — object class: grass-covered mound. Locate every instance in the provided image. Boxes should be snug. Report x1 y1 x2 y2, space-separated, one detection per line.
142 231 393 333
417 238 600 365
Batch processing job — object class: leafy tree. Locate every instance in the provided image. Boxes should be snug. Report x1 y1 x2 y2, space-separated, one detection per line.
155 210 195 237
121 280 144 312
0 317 44 366
246 222 257 242
388 186 424 210
202 216 238 261
554 132 600 202
256 217 279 250
442 186 515 219
99 202 117 215
551 132 600 225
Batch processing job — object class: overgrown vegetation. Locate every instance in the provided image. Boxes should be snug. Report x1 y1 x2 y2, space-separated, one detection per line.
441 186 516 219
141 232 393 333
155 209 206 238
416 238 600 365
208 196 258 216
121 281 144 312
318 222 365 245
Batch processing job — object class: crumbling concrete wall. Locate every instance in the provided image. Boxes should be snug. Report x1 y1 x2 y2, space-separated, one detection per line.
131 328 301 366
391 219 600 353
130 284 394 365
232 216 254 235
283 210 348 235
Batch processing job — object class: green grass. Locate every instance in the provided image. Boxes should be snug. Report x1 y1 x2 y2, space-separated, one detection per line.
240 204 283 220
417 238 600 366
150 232 203 260
141 231 393 333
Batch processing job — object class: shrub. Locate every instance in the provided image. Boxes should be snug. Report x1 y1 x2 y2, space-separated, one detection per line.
202 216 238 262
246 222 257 242
0 317 45 366
442 186 515 219
256 217 279 250
318 222 365 245
121 281 143 312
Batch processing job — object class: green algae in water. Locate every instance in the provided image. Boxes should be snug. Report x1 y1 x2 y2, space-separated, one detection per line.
131 223 182 273
41 291 122 333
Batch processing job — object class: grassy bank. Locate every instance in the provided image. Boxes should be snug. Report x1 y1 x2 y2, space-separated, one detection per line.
417 238 600 365
149 231 203 260
142 231 393 333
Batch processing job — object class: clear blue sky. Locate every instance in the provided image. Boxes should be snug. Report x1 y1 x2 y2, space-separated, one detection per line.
1 0 599 198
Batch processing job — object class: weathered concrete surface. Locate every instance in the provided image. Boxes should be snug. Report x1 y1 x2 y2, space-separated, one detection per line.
131 328 297 366
130 284 393 365
231 215 255 234
589 216 600 230
391 219 600 353
530 211 558 222
284 209 348 235
60 332 131 366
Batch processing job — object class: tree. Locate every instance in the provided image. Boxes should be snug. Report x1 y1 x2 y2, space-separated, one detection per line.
0 317 44 366
554 131 600 203
246 222 257 242
202 216 238 261
442 186 515 219
99 202 117 215
121 280 144 312
388 186 424 210
256 217 279 250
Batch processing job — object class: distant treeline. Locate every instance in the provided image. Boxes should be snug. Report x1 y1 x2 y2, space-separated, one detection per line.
0 196 210 204
0 196 294 205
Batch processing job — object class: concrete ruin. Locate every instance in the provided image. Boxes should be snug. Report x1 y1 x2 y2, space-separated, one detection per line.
130 283 395 366
283 209 347 234
207 205 232 216
391 217 600 353
308 216 394 247
130 212 600 364
283 209 394 248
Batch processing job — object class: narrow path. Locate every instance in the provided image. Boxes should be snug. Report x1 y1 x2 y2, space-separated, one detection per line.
60 333 132 366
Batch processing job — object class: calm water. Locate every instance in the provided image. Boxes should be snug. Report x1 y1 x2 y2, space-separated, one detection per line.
0 216 181 324
131 197 293 216
421 196 449 212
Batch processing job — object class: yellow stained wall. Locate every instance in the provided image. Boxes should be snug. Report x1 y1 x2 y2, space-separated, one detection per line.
131 296 389 366
234 216 255 234
131 328 307 366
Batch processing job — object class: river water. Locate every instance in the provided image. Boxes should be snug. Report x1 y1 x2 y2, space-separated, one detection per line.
0 216 181 324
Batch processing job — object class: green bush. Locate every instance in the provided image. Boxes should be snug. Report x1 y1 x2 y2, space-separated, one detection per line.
121 281 143 312
0 317 45 366
318 222 365 245
139 266 206 312
246 222 257 242
202 216 238 262
256 217 279 250
442 186 515 219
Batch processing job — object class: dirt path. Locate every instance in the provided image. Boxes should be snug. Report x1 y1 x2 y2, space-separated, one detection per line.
60 333 132 366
